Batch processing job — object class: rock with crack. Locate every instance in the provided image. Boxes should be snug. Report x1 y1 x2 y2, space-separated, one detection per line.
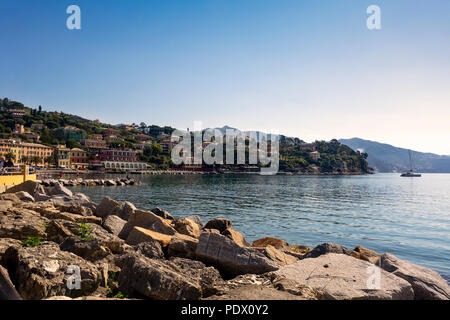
379 253 450 300
0 238 22 264
13 191 35 203
133 241 165 259
2 243 101 300
102 215 127 236
195 232 279 277
117 251 202 300
273 253 414 300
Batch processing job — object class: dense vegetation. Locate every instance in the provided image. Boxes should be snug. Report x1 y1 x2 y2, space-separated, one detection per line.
0 97 370 173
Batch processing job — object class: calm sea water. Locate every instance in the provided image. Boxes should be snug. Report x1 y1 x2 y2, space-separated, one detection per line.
69 173 450 281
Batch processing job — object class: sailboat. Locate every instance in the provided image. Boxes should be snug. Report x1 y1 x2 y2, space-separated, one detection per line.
400 150 421 177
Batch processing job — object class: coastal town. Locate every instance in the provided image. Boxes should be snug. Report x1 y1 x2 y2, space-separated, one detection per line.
0 97 370 175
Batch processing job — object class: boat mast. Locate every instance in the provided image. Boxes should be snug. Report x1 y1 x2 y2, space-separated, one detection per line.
408 150 413 171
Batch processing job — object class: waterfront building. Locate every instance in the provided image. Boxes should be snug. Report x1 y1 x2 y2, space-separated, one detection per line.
54 145 71 168
70 148 88 169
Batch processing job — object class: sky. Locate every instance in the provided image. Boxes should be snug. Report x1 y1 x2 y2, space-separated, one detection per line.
1 0 449 155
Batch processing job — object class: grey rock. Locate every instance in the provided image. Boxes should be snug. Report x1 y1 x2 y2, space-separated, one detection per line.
2 243 101 300
0 208 49 240
195 232 279 277
117 252 202 300
102 215 127 236
379 253 450 300
60 237 111 262
120 201 136 220
95 197 122 218
273 253 414 300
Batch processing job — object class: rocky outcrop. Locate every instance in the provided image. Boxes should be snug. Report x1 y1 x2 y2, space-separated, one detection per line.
273 253 414 300
195 232 279 277
379 253 450 300
2 243 101 300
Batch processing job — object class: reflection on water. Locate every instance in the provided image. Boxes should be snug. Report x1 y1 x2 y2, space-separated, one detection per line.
69 173 450 280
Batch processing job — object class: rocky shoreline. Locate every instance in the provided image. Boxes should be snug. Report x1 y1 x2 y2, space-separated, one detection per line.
38 178 141 187
1 180 449 300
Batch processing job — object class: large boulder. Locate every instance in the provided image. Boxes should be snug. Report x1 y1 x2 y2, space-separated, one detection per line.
195 232 279 277
379 253 450 300
203 218 232 233
0 265 22 300
117 252 202 300
0 208 49 240
95 197 122 218
304 242 352 259
5 180 44 195
273 253 414 300
2 243 101 300
126 227 173 247
102 215 126 236
119 209 176 240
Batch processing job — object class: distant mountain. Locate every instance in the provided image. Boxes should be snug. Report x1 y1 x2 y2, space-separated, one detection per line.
339 138 450 173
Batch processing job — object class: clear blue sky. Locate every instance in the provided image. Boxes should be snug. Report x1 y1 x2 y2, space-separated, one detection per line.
1 0 449 154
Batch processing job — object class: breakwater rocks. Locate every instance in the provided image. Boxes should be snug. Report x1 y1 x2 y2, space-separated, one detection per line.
1 180 449 300
38 178 141 187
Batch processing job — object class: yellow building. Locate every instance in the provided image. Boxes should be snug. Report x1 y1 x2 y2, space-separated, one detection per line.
55 145 71 168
